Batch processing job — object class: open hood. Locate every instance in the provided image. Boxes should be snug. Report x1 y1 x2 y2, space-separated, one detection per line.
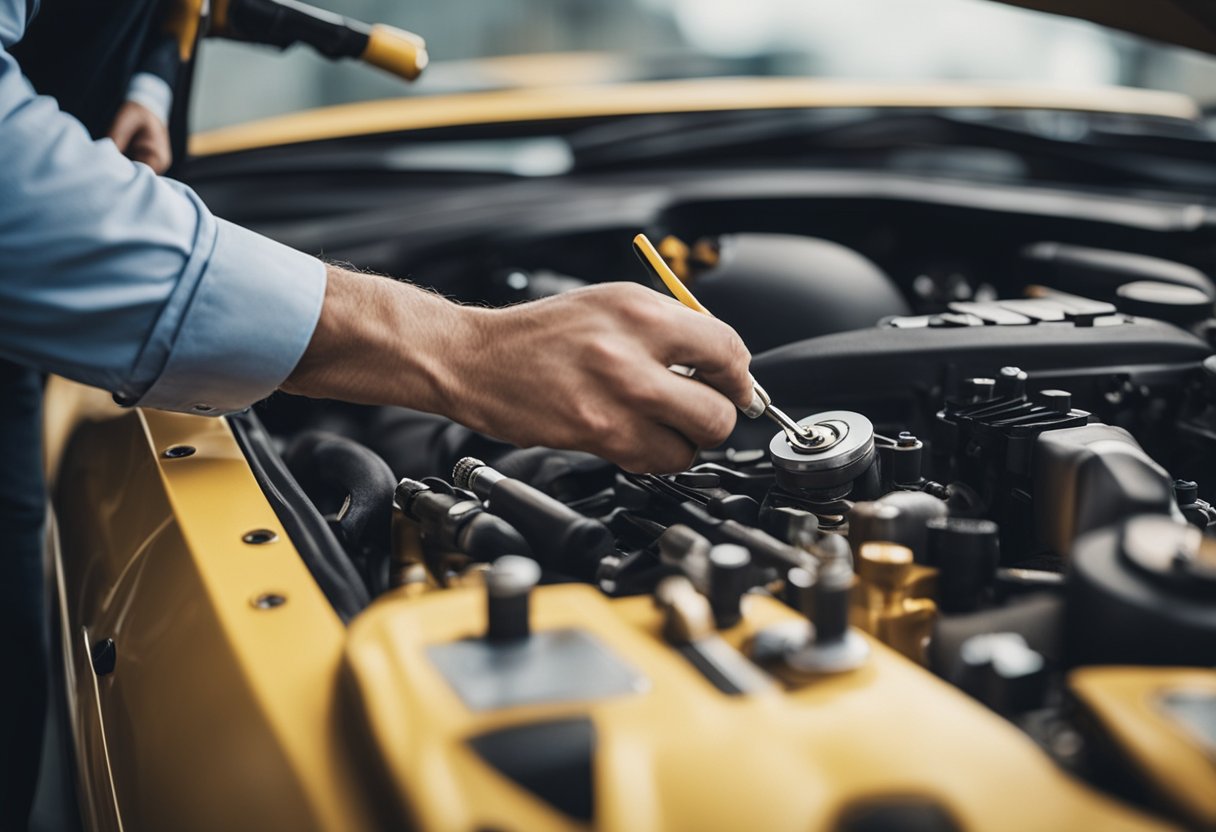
998 0 1216 54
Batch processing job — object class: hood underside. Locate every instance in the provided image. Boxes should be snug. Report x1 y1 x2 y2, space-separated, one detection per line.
999 0 1216 54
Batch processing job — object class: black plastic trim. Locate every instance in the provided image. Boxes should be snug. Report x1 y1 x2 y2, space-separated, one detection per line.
468 717 596 822
752 317 1209 408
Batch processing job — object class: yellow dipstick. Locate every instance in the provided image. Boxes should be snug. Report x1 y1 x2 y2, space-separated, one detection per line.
632 234 711 315
631 233 823 450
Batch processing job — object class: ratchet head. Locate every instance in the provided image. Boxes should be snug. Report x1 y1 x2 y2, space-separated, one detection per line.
744 382 830 450
767 404 835 452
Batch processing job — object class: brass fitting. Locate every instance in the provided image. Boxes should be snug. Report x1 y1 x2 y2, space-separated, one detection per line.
390 510 426 587
655 576 715 645
391 563 431 599
853 542 938 664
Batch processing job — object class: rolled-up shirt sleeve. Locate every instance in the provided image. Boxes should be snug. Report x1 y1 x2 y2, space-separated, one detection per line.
125 71 174 126
0 15 326 415
133 210 326 414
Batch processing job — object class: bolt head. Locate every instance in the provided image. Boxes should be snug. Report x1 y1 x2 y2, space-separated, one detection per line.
252 593 287 610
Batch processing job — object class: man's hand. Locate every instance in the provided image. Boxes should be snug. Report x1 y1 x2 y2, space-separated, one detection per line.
283 267 754 473
108 101 172 174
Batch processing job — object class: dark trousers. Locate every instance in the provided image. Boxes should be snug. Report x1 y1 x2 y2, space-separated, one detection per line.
0 361 46 831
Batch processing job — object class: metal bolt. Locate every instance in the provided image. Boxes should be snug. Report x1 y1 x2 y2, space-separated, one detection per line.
252 593 287 610
1048 725 1085 761
1174 479 1199 505
924 482 951 500
966 378 997 401
242 529 278 545
996 366 1028 397
163 445 196 459
486 556 541 642
783 566 816 616
1034 389 1073 414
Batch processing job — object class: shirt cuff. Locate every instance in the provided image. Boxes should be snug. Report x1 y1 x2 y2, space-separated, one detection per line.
133 218 327 415
125 72 173 126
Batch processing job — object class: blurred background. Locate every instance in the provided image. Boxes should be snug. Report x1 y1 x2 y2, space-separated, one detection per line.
191 0 1216 132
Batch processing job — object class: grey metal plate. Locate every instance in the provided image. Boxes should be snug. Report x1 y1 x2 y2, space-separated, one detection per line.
427 628 649 711
1157 689 1216 756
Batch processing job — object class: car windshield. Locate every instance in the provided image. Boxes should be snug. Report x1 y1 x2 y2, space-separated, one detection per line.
191 0 1216 132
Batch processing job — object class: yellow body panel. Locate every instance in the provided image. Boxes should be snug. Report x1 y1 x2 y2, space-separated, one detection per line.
1069 667 1216 829
189 77 1199 156
163 0 205 61
347 584 1172 832
42 377 1184 830
45 378 373 831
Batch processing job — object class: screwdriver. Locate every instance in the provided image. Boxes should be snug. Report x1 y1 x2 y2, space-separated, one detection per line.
631 233 823 451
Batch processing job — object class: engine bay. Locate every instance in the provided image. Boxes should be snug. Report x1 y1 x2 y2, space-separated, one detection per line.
198 149 1216 829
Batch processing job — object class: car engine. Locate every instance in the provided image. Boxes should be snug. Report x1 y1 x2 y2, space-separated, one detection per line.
231 223 1216 831
187 125 1216 829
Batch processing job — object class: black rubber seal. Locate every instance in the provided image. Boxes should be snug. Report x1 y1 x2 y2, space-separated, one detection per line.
229 410 370 622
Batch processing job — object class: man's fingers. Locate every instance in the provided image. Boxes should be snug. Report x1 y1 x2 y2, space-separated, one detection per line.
129 136 171 174
627 368 737 450
694 362 755 416
648 305 754 410
604 418 698 474
107 103 172 173
107 112 137 152
597 283 753 412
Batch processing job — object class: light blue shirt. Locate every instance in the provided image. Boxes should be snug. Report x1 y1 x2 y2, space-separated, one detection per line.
0 0 326 415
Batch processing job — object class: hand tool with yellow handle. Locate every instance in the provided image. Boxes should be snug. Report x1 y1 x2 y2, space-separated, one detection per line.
361 24 429 81
216 0 428 82
632 233 825 451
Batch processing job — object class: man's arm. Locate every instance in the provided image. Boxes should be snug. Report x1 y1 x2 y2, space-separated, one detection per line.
0 0 753 472
0 14 325 415
283 268 754 473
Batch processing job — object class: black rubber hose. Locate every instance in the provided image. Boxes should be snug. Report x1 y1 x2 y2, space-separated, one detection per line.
284 431 397 597
229 413 370 621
